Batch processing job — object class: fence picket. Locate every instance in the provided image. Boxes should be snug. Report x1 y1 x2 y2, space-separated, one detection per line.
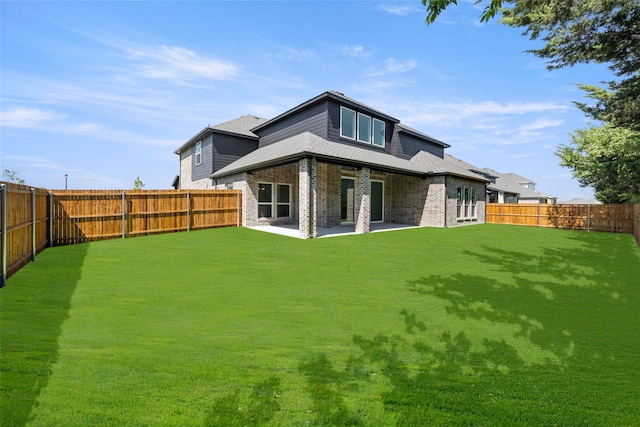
0 184 242 282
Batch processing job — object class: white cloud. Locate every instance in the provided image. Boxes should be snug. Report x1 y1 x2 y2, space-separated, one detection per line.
385 58 417 73
127 45 239 82
339 45 371 59
366 58 417 77
272 46 316 61
1 107 61 128
519 118 564 131
378 4 419 16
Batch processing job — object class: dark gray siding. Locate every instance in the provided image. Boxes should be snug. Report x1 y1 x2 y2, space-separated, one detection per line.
392 131 445 159
257 101 328 147
191 135 213 180
213 134 259 173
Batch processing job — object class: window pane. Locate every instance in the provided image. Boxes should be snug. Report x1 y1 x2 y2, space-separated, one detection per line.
456 187 462 218
258 183 272 203
277 184 290 203
373 119 385 146
195 142 202 165
340 107 356 139
258 205 272 218
464 188 470 217
277 205 290 218
357 113 371 143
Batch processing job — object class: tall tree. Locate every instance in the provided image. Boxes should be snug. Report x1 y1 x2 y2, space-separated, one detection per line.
422 0 640 202
557 125 640 204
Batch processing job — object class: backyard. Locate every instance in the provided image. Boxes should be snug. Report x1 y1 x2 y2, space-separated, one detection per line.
1 224 639 426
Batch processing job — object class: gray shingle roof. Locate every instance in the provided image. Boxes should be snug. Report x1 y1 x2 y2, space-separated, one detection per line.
212 115 268 137
212 132 489 182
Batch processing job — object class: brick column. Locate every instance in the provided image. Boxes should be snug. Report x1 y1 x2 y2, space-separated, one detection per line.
299 158 317 238
355 167 370 234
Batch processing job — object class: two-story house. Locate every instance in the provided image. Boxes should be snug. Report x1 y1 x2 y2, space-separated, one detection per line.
174 91 489 238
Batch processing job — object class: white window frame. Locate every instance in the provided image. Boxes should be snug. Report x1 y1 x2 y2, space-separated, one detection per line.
257 182 273 218
457 185 478 221
357 113 372 143
340 106 385 148
340 107 356 140
276 183 291 218
195 141 202 166
373 118 385 147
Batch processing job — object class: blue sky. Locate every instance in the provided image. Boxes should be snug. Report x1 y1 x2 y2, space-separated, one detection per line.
1 1 613 201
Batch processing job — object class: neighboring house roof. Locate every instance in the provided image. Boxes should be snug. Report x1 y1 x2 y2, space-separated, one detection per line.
174 115 268 154
211 131 489 182
482 168 554 199
444 154 496 180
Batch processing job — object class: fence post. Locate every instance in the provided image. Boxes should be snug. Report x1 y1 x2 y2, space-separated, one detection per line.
587 204 591 232
49 191 53 247
499 203 503 224
31 188 36 261
186 191 191 232
1 184 6 288
538 203 541 228
237 191 241 227
122 191 126 239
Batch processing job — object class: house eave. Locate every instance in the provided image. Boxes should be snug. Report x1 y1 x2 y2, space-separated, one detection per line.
174 127 259 155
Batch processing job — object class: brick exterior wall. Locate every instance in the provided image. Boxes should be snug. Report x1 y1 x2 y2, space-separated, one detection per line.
208 160 486 236
298 158 317 238
355 167 371 234
445 176 486 226
316 163 341 228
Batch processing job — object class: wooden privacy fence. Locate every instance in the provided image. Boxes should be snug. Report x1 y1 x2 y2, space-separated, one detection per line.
0 183 242 286
486 203 636 234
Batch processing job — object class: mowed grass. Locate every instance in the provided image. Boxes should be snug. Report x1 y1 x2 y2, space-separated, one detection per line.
1 224 639 426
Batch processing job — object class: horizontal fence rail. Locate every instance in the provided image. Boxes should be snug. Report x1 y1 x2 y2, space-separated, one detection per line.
487 203 636 234
0 183 242 285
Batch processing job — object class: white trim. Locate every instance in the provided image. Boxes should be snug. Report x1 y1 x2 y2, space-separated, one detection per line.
276 183 291 218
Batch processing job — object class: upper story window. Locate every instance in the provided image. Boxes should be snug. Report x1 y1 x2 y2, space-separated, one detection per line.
195 141 202 165
357 113 371 143
340 106 385 147
340 107 356 139
373 118 385 147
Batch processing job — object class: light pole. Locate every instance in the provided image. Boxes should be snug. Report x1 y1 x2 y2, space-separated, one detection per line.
65 174 68 190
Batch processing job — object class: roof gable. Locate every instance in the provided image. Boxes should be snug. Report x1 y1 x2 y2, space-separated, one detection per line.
174 115 267 154
251 90 399 134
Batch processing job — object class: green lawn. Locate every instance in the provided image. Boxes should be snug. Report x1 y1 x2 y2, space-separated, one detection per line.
1 224 639 426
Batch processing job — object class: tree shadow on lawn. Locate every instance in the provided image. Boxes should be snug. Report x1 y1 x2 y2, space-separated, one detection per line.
302 231 640 425
0 243 89 427
205 376 282 427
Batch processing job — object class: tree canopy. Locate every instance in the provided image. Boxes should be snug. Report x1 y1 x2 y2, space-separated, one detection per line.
421 0 640 203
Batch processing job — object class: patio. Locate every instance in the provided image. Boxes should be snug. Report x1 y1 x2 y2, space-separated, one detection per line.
246 223 420 239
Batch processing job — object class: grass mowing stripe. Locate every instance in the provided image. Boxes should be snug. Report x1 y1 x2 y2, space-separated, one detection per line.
1 225 639 426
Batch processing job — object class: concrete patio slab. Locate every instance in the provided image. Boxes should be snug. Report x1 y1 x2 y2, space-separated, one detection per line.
246 223 420 239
